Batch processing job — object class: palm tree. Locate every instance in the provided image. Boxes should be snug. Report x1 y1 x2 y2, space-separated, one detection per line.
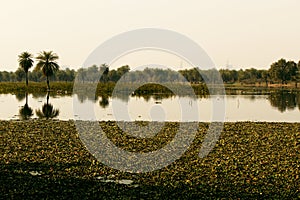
35 51 60 91
19 93 33 120
18 52 34 87
35 92 59 119
100 63 109 82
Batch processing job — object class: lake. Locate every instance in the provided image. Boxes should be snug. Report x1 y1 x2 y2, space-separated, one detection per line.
1 90 299 122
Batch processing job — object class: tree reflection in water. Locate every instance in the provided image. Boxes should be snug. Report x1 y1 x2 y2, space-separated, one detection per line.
76 88 300 115
99 95 109 108
268 90 299 112
19 92 33 120
35 92 59 119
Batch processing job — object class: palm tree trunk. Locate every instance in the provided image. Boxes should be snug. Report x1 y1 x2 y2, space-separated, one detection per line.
26 72 28 87
46 76 50 91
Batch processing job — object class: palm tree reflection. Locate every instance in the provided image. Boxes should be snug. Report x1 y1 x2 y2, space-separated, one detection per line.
99 95 109 108
19 92 33 120
35 92 59 119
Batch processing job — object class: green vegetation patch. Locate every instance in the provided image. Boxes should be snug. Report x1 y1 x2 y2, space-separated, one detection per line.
0 82 73 94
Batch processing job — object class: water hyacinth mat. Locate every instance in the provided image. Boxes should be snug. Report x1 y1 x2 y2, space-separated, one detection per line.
0 120 299 199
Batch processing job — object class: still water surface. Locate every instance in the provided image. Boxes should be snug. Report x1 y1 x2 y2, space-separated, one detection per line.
1 91 299 122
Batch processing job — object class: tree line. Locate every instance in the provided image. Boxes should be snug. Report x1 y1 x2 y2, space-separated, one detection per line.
1 53 300 87
219 59 300 86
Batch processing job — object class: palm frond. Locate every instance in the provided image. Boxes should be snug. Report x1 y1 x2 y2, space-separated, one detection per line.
35 51 60 77
50 62 60 71
18 51 34 72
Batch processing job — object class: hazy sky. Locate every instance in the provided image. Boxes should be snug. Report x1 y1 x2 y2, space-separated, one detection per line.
1 0 300 71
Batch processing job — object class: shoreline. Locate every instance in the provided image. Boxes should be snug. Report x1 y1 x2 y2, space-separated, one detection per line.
0 81 300 95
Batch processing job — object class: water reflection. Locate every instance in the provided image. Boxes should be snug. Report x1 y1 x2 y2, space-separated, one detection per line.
5 88 299 122
76 90 98 103
32 92 47 99
99 95 109 108
35 92 60 119
113 92 130 102
15 92 26 102
19 92 33 120
96 90 300 113
269 91 299 112
132 93 174 103
297 95 300 111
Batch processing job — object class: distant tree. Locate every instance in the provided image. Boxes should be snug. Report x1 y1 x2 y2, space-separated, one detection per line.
296 61 300 87
29 68 43 82
99 63 109 82
15 68 26 82
108 69 119 82
179 69 191 82
220 69 234 83
261 70 270 87
86 65 99 82
179 68 203 83
201 69 221 84
290 62 299 87
1 71 10 82
244 68 259 84
76 68 86 83
237 69 247 83
231 70 239 82
18 52 34 87
269 58 297 84
105 65 130 82
65 68 75 82
55 69 67 81
54 68 74 82
190 68 203 83
10 72 17 82
128 71 137 82
117 65 130 79
35 51 60 90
